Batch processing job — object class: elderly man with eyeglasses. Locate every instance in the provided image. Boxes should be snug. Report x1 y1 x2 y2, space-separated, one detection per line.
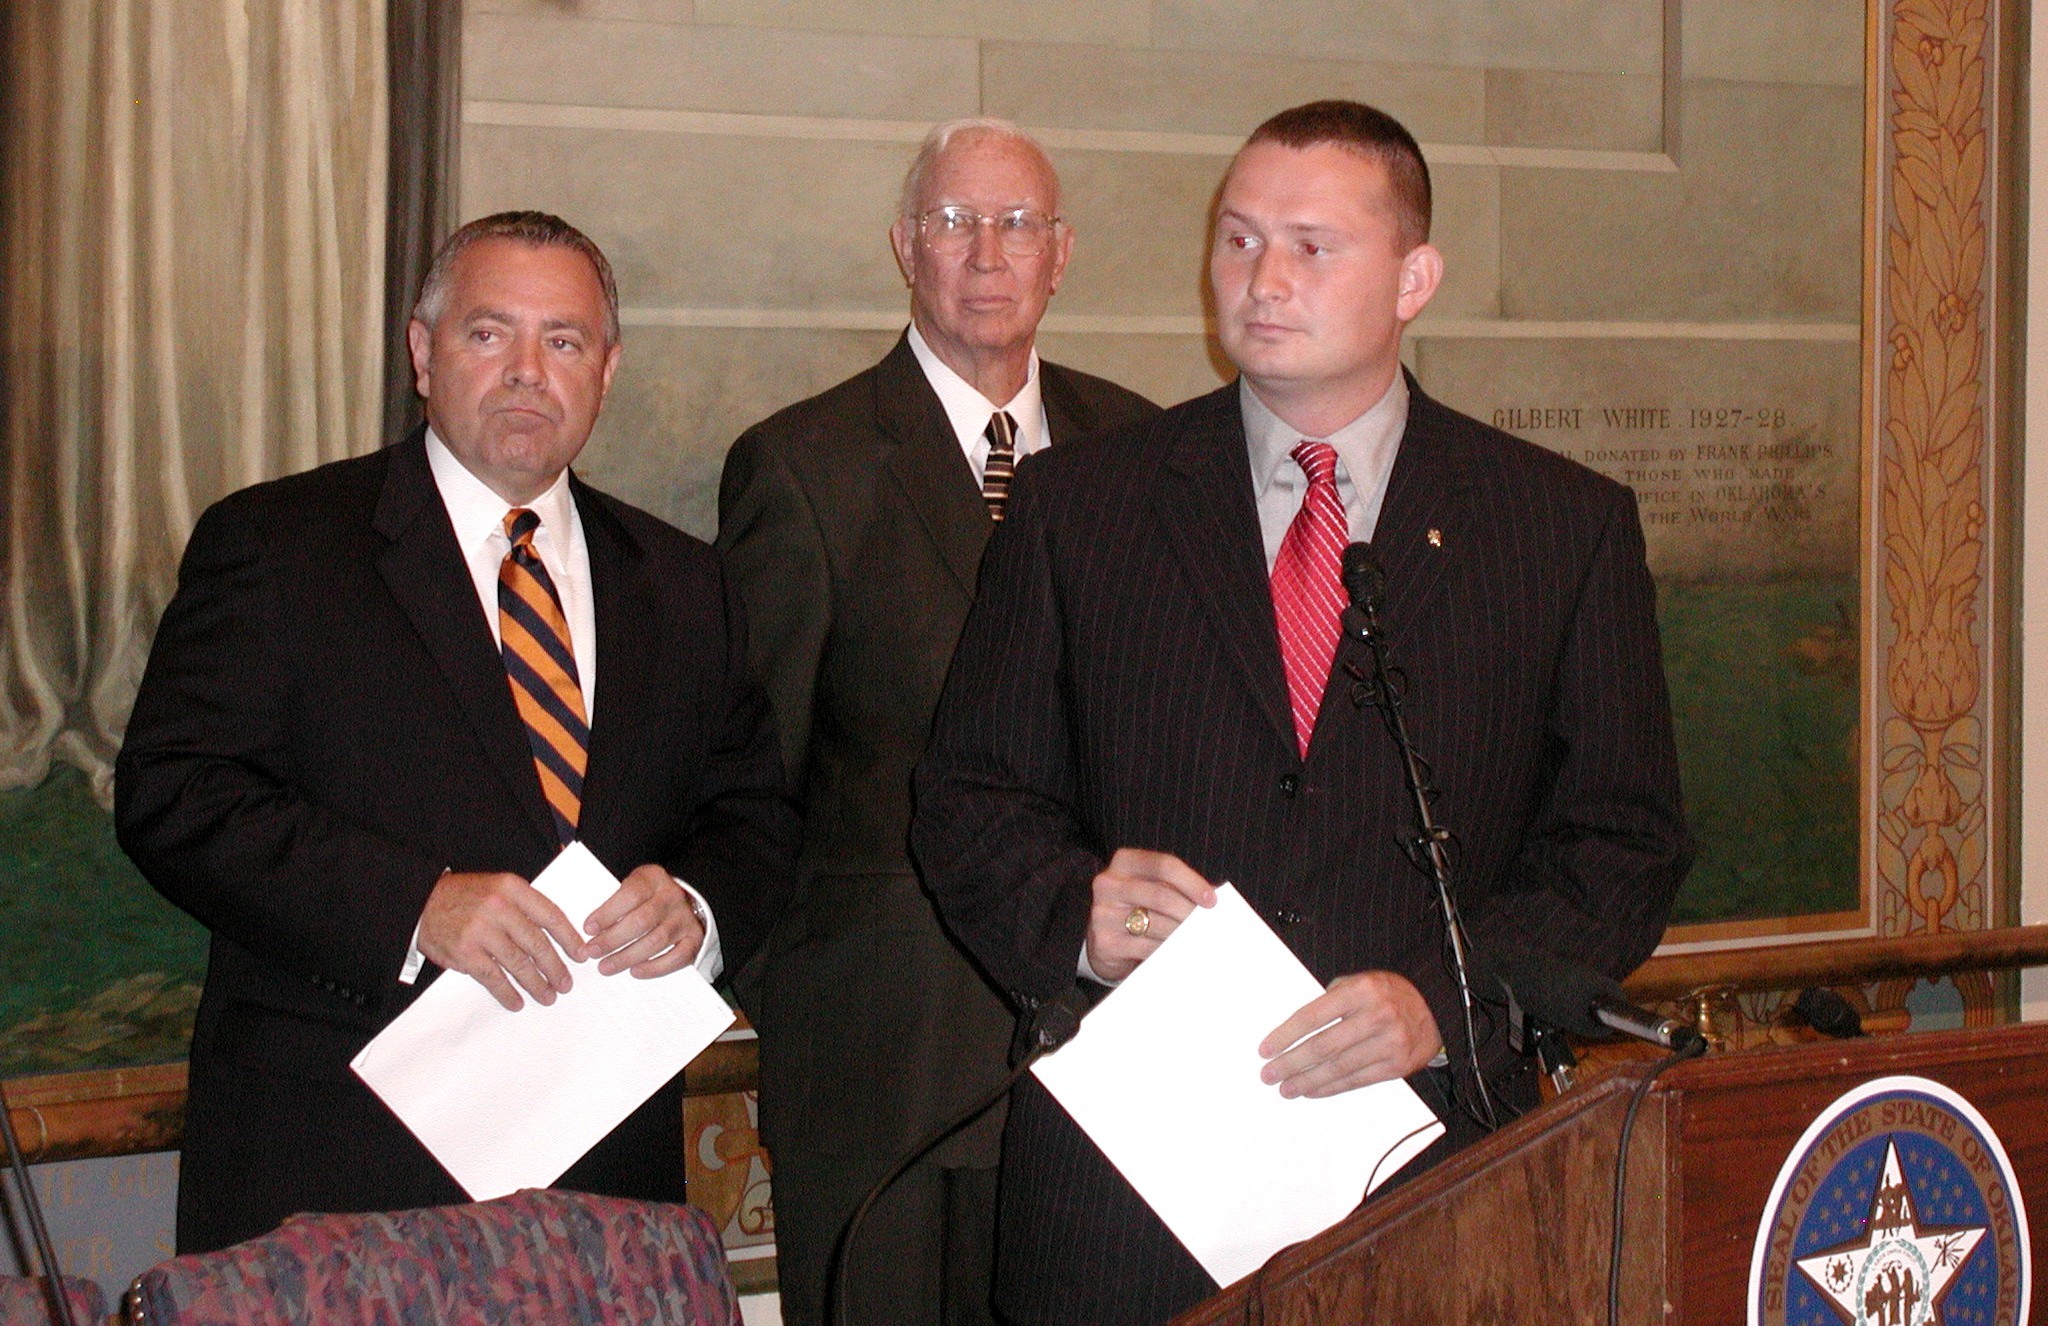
715 120 1158 1326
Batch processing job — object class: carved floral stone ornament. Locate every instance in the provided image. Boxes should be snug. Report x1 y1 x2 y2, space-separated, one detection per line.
1749 1076 2029 1326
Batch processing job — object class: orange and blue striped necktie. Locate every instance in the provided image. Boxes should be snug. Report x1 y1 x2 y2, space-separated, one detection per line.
498 508 588 844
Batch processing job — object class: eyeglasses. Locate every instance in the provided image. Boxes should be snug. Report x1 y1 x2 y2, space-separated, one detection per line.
916 206 1063 257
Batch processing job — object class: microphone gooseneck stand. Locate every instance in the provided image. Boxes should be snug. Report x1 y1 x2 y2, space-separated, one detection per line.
1339 552 1715 1326
1339 543 1499 1132
828 993 1084 1326
1 1083 80 1326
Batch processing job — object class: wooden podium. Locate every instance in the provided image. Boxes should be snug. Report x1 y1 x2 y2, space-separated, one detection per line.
1175 1023 2048 1324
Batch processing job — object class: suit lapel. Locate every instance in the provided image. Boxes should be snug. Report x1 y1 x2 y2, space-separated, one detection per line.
1370 376 1480 636
574 480 650 851
1154 386 1296 751
874 335 990 596
373 436 558 846
1039 361 1101 445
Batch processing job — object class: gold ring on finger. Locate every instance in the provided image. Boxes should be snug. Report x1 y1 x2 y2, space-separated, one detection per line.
1125 907 1151 937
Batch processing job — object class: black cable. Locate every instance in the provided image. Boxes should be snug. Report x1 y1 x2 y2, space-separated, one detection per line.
1607 1039 1707 1326
828 995 1081 1326
1364 1117 1443 1196
0 1083 79 1326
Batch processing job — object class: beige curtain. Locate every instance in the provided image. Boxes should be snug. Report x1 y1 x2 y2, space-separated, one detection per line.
1 0 387 799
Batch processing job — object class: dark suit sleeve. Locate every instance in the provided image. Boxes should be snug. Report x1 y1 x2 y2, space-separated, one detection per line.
658 555 803 975
715 428 830 789
1455 485 1692 1006
114 497 443 1001
912 472 1102 1006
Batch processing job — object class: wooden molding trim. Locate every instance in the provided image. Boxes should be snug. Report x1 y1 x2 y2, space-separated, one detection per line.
1 1062 187 1164
1625 922 2048 1001
3 1039 760 1164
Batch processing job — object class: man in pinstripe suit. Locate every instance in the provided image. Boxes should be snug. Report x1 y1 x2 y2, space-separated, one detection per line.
912 101 1692 1324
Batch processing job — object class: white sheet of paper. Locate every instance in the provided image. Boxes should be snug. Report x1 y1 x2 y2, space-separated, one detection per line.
351 841 735 1200
1032 883 1445 1288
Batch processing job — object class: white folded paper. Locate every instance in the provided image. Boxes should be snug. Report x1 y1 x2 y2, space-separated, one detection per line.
1032 883 1445 1288
351 842 735 1200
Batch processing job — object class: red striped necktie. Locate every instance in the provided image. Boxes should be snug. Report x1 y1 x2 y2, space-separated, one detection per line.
498 508 589 844
1269 441 1347 760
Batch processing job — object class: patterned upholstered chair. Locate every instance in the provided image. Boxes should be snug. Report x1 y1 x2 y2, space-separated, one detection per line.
127 1189 738 1324
0 1274 109 1326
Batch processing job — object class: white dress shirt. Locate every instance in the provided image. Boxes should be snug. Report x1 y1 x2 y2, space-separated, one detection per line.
430 432 599 707
907 322 1051 477
398 431 722 983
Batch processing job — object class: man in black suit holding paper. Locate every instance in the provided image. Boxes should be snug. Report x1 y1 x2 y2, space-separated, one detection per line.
117 212 797 1253
913 101 1692 1323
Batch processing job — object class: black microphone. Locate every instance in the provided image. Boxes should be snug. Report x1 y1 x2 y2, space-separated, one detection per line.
1341 542 1384 643
1342 541 1385 612
1590 995 1708 1055
1022 986 1087 1056
1794 986 1864 1038
1480 946 1707 1055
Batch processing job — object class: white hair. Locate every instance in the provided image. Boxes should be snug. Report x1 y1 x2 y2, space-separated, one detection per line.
897 117 1063 221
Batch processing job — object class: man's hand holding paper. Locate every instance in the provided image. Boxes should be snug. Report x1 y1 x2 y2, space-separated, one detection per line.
419 860 708 1010
583 862 707 978
1085 847 1217 982
418 869 588 1010
1258 968 1443 1099
1032 883 1446 1287
1086 847 1443 1103
354 842 737 1202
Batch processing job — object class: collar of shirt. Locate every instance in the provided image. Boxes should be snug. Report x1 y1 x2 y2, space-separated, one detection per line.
906 322 1050 482
424 428 599 715
1242 373 1410 571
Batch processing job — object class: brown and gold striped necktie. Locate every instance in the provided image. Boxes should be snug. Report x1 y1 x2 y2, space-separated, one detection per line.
982 410 1018 521
498 508 588 844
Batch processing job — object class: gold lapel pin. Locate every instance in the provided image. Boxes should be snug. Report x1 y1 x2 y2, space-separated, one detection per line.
1427 528 1443 548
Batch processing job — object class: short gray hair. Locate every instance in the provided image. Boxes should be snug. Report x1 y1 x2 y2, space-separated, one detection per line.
897 118 1063 222
412 211 621 346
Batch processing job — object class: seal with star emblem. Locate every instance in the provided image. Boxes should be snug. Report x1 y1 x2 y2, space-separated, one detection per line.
1748 1075 2030 1326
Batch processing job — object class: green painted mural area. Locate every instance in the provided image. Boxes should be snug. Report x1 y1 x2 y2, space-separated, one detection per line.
1659 576 1859 926
0 765 205 1077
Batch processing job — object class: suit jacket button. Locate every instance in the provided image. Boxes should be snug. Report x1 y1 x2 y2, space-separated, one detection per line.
1278 774 1300 797
1271 909 1305 928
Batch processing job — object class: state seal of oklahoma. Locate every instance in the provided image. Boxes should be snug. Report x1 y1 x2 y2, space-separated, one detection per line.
1748 1075 2030 1326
